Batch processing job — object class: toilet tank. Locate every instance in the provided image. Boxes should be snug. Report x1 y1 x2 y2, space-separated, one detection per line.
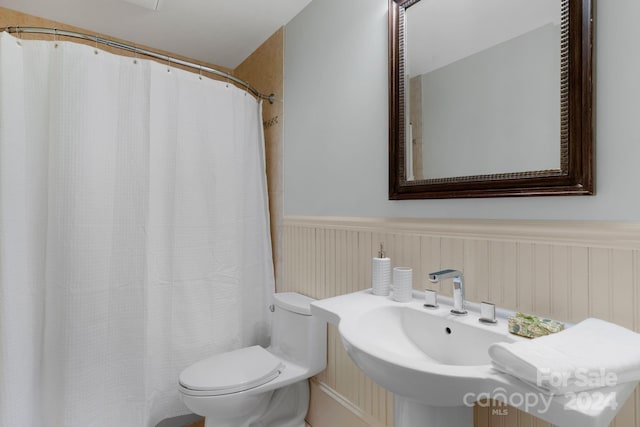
270 293 326 375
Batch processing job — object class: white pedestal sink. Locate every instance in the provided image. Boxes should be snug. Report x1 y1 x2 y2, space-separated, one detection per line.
311 290 638 427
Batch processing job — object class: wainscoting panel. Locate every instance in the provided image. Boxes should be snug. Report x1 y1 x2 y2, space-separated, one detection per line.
281 217 640 427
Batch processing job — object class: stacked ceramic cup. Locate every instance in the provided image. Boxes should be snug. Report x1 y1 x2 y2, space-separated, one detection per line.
392 267 413 302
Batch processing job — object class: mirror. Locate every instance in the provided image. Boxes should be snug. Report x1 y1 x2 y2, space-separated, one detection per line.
389 0 594 199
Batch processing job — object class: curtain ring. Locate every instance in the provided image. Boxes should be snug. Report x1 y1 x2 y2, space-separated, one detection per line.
199 65 203 80
166 55 171 72
53 28 59 48
15 26 22 46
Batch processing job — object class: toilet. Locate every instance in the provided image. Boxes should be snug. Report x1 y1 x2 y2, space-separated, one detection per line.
178 292 326 427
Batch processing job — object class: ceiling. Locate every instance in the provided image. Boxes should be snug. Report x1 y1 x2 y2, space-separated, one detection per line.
0 0 312 69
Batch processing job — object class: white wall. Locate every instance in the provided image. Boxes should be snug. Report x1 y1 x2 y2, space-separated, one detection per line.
420 24 560 178
284 0 640 220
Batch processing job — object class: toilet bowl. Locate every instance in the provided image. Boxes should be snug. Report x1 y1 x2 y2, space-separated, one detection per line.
178 293 327 427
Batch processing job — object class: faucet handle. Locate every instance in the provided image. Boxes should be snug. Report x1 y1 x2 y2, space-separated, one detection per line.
479 301 497 324
423 289 439 309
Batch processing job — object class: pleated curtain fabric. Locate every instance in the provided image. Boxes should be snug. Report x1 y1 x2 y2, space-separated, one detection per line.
0 32 274 427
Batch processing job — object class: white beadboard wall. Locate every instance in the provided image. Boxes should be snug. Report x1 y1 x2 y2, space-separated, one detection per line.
281 216 640 427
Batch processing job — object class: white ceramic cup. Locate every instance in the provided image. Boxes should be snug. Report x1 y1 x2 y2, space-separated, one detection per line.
392 267 413 302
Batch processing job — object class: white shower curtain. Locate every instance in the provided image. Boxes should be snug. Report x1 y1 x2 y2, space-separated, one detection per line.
0 32 274 427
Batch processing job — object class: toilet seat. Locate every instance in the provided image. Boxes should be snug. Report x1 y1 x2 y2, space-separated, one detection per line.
179 346 284 397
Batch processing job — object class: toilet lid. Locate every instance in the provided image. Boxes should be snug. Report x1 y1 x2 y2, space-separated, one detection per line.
179 346 284 396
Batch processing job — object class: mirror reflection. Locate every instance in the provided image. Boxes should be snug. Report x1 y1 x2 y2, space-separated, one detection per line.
404 0 562 181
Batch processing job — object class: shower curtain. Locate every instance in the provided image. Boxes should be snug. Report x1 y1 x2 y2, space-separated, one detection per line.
0 32 274 427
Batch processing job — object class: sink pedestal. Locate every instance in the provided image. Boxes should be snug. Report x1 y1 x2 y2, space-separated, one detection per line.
395 396 473 427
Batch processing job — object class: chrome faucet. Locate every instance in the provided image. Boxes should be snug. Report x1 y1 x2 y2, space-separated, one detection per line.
428 269 467 315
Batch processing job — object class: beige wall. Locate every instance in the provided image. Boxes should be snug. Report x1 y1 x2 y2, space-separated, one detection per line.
409 76 424 181
281 216 640 427
234 28 285 285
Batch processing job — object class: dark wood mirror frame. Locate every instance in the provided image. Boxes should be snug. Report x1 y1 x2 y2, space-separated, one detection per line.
389 0 594 199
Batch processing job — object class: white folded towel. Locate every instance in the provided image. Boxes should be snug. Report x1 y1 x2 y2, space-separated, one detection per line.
488 318 640 395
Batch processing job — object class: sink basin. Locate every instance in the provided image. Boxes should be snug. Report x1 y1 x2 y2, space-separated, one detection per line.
355 305 513 365
311 290 638 427
337 298 519 408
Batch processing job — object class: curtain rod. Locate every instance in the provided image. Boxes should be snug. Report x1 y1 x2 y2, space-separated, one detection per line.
1 26 275 104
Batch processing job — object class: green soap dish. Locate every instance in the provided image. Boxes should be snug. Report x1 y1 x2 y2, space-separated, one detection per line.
508 312 564 338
